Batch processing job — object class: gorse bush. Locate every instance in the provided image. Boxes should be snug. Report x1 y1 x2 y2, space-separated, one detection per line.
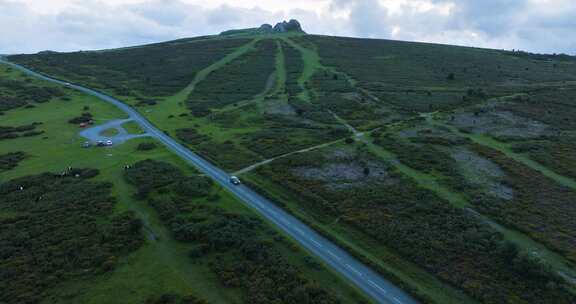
124 160 341 303
253 147 574 304
0 151 26 171
0 78 65 112
0 170 143 304
11 38 252 98
187 40 276 116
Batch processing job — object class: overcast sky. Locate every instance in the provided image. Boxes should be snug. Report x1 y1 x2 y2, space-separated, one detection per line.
1 0 575 55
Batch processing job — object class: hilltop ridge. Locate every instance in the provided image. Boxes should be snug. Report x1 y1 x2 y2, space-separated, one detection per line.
220 19 305 36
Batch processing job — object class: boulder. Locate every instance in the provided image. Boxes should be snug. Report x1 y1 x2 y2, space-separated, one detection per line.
220 20 305 37
273 19 304 33
286 19 303 32
259 24 273 33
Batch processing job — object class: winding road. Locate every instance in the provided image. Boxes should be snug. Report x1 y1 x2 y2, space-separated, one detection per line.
0 57 418 304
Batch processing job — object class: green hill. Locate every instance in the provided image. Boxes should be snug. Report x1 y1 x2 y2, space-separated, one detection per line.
4 27 576 304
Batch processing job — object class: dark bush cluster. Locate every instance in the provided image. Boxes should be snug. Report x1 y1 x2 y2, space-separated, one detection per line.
136 142 158 151
172 176 213 198
512 137 576 180
124 159 185 199
304 35 576 113
500 88 576 130
0 151 26 171
242 123 347 159
136 99 158 106
0 78 65 112
472 144 576 263
187 40 276 116
377 135 470 191
145 294 208 304
68 112 93 124
252 148 575 304
190 139 262 172
176 128 211 145
10 38 252 98
287 97 340 125
314 92 385 131
0 96 26 112
124 160 340 304
0 170 143 304
180 108 349 171
282 42 305 98
0 122 43 140
311 69 352 93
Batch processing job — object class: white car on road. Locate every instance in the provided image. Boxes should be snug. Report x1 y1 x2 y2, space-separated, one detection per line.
229 176 241 185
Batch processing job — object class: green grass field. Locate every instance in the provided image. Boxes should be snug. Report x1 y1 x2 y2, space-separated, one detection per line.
121 120 145 134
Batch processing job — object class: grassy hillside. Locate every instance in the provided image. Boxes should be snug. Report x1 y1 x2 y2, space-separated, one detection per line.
0 63 369 304
8 32 576 304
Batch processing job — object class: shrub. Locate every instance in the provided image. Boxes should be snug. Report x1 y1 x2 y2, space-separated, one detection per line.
0 152 26 171
68 112 93 124
137 142 158 151
0 171 143 304
173 176 213 198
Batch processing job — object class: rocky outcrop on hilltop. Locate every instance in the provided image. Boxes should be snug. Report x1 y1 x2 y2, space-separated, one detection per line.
259 24 273 33
260 19 305 34
220 20 305 37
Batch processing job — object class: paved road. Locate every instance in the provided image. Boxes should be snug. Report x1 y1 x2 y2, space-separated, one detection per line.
1 57 418 304
79 118 150 145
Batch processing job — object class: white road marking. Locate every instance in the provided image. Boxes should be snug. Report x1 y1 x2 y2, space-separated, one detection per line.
327 250 341 260
345 264 363 276
368 280 388 295
294 228 304 234
391 296 402 304
310 239 323 247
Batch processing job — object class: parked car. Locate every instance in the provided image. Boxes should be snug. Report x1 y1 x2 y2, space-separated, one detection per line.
105 140 113 146
229 176 241 185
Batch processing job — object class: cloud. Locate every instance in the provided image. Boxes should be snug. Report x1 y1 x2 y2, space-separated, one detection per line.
444 0 527 35
333 0 576 54
130 0 191 26
0 0 183 53
0 0 575 55
348 0 392 38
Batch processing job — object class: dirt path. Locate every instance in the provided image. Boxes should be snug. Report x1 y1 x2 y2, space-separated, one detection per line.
329 110 366 136
234 138 344 175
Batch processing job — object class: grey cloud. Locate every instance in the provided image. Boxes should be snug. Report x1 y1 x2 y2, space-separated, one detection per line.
0 0 575 55
329 0 355 10
443 0 527 35
333 0 576 54
129 0 192 27
347 0 392 38
0 0 283 53
449 0 576 53
206 5 275 27
208 5 243 26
